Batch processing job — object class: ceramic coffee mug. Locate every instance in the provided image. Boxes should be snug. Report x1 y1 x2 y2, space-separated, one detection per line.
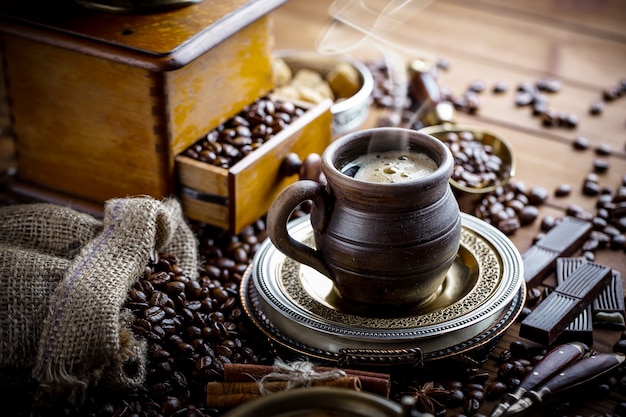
266 127 461 312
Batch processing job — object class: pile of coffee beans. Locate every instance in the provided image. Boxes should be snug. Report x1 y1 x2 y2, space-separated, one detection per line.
440 131 504 191
472 181 546 235
24 220 275 417
366 59 414 110
183 97 305 168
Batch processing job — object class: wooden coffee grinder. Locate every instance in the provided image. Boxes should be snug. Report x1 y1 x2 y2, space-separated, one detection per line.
0 0 332 232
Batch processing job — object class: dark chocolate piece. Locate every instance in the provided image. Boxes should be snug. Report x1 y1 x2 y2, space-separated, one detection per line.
522 216 592 286
556 257 625 329
593 270 625 329
555 257 593 345
520 261 612 345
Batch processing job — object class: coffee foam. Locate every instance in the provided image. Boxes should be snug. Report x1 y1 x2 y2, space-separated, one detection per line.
342 150 437 183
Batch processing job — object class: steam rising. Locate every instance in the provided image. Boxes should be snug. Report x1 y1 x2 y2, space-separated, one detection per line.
316 0 436 148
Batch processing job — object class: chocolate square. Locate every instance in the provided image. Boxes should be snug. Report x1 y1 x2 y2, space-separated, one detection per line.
520 261 612 345
522 217 592 287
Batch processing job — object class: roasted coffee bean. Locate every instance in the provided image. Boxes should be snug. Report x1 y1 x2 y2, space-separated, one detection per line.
129 288 147 303
492 81 508 94
527 186 549 205
573 136 590 150
448 388 465 407
466 389 484 403
497 362 515 379
594 158 610 173
589 100 605 115
518 205 539 225
554 183 571 197
584 180 601 196
485 381 508 400
536 78 561 93
150 271 170 286
144 306 166 323
515 90 534 106
442 130 504 190
509 340 528 358
596 143 612 156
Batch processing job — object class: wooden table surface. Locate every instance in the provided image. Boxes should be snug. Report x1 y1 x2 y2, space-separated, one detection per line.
270 0 626 415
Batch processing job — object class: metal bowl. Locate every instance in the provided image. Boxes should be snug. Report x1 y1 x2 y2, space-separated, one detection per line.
273 50 374 134
75 0 201 13
418 124 516 208
222 387 408 417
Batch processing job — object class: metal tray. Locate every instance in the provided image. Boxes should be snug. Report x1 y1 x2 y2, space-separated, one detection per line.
241 213 524 364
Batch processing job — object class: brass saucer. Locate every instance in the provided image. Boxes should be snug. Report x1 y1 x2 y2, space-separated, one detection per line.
241 213 524 364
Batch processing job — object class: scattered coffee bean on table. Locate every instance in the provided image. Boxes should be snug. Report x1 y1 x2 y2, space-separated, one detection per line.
573 136 590 150
554 183 571 197
472 181 545 235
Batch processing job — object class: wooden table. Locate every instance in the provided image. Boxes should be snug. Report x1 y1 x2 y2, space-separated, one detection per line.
270 0 626 415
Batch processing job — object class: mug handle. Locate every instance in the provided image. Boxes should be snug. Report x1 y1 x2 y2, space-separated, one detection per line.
266 179 333 280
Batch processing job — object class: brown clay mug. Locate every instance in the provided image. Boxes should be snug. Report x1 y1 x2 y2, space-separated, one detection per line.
266 127 461 312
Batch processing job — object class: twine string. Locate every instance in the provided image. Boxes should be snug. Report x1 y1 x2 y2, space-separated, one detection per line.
258 359 346 395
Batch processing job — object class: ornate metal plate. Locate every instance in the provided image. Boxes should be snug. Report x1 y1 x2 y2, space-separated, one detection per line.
241 213 524 362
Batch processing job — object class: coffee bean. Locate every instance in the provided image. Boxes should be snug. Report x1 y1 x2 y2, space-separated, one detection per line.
492 81 508 94
583 180 601 196
573 136 590 150
468 80 486 93
593 158 610 173
519 205 539 225
527 186 549 205
485 381 508 400
589 101 604 115
554 183 571 197
596 144 612 156
509 340 528 359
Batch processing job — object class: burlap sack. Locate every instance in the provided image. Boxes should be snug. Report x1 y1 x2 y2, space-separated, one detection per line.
0 196 198 403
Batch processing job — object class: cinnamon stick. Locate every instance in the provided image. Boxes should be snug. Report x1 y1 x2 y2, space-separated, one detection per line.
223 363 390 397
206 377 361 408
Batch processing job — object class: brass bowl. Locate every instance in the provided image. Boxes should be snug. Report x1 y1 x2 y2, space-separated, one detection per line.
75 0 201 13
273 50 374 134
418 124 516 207
222 387 406 417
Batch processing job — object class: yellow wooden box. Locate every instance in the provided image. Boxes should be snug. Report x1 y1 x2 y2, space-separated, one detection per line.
176 98 333 233
0 0 287 212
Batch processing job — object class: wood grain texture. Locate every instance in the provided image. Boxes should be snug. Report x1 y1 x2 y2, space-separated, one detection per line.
0 0 289 70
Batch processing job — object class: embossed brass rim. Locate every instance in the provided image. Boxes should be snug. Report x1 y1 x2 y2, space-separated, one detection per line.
241 275 525 362
243 213 523 354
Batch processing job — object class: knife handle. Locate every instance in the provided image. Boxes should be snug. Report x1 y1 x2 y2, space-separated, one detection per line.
541 353 625 394
518 342 587 391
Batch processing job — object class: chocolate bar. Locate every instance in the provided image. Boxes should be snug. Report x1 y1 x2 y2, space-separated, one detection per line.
556 257 625 329
522 216 592 286
555 257 593 345
520 261 612 345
